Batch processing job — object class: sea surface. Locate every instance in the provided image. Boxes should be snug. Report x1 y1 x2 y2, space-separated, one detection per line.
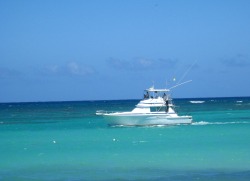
1 97 250 180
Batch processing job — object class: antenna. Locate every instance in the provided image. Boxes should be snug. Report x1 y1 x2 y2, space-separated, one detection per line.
151 80 155 89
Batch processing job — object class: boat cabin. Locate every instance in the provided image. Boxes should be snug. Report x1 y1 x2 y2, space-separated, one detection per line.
131 87 174 114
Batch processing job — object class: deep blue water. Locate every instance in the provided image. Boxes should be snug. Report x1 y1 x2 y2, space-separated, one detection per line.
0 97 250 180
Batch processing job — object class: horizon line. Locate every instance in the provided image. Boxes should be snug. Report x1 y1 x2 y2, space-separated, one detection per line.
1 95 250 104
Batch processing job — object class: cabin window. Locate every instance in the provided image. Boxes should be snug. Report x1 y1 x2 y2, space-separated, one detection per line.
150 107 165 112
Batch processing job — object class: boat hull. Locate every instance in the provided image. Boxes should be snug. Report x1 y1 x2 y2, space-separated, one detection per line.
102 114 192 126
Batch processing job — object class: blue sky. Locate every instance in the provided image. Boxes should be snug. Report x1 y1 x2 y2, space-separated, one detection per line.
1 0 250 102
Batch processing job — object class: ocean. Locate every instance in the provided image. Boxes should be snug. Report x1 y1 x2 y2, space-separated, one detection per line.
0 97 250 180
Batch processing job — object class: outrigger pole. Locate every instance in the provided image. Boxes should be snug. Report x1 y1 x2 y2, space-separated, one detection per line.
169 80 192 90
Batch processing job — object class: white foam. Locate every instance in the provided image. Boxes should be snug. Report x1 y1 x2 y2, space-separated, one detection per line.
132 140 148 144
192 121 210 125
190 101 205 104
155 124 166 127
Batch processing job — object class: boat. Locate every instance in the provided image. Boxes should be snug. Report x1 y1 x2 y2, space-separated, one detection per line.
96 86 192 126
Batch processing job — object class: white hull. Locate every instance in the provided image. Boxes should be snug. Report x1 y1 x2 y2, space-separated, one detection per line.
96 86 193 126
102 113 192 126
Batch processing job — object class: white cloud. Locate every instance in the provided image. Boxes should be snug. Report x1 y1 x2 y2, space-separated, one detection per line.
106 58 131 70
67 62 80 75
133 58 153 68
46 65 60 74
67 62 95 75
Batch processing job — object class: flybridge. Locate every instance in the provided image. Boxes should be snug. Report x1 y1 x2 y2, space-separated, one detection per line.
144 86 170 100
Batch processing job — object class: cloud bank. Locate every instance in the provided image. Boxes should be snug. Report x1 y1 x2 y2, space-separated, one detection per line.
106 57 179 71
0 67 23 78
44 62 96 76
221 54 250 68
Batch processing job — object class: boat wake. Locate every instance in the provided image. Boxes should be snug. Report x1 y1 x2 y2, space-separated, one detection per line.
192 121 250 126
109 121 250 128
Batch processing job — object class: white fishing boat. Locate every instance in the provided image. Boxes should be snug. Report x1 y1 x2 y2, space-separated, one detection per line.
96 86 192 126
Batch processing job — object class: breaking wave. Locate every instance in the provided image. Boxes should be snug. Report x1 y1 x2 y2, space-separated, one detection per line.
190 101 205 104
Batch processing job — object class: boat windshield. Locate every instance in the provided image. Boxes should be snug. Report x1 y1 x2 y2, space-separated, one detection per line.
143 89 169 100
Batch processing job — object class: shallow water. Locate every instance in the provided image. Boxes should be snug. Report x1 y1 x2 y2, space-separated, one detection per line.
1 97 250 180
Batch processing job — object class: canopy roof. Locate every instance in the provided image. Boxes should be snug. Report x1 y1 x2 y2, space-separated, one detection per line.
145 87 170 92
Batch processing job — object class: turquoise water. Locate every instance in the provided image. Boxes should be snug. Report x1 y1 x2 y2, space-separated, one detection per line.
1 98 250 180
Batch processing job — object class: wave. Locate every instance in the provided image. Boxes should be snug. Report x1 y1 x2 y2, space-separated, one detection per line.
0 120 58 125
190 101 205 104
192 121 250 126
